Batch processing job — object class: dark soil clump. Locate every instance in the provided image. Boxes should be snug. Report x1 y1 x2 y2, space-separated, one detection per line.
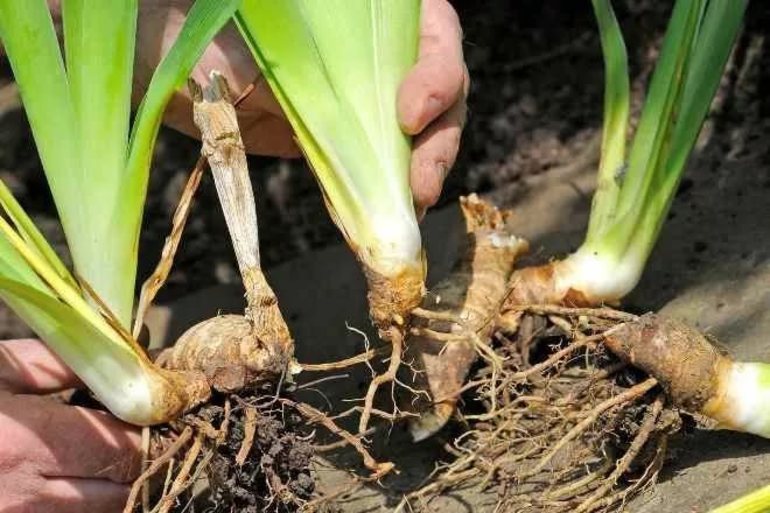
191 393 315 513
127 385 318 513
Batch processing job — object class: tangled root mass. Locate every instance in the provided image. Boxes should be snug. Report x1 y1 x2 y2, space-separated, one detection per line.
401 308 681 513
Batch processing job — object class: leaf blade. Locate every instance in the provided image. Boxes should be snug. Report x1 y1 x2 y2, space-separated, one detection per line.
585 0 630 241
124 0 241 213
0 179 77 289
58 0 139 322
0 277 168 425
236 0 423 274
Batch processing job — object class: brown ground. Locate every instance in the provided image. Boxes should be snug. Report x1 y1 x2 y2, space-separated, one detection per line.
2 1 770 511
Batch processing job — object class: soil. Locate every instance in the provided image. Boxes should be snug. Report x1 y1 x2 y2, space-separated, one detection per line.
190 394 316 513
3 0 770 512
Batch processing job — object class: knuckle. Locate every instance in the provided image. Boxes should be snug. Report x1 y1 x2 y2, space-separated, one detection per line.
436 157 453 180
424 61 464 111
446 61 466 93
0 439 25 476
0 397 47 478
427 88 452 112
414 185 441 209
434 118 463 157
458 104 469 130
448 10 462 36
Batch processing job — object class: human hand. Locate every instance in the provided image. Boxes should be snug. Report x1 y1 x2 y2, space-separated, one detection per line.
398 0 469 217
136 0 468 216
0 339 142 513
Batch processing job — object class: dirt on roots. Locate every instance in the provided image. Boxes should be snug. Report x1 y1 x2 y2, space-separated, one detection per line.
125 385 316 513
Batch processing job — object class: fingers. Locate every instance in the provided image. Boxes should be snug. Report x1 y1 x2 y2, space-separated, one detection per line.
0 395 142 483
0 365 140 512
1 478 130 513
397 0 467 135
31 478 129 513
0 339 80 394
233 104 301 157
410 97 467 216
398 0 469 214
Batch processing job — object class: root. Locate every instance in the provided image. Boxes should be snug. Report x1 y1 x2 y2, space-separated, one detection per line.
132 76 263 342
160 75 294 395
602 314 770 438
298 346 389 372
406 309 678 512
300 481 364 512
125 78 319 513
155 434 204 513
522 377 658 479
491 329 608 394
127 391 317 513
141 427 151 512
330 405 417 423
495 257 629 334
157 314 290 393
573 395 664 513
363 261 426 334
124 427 194 513
313 428 375 452
499 260 597 315
358 327 403 435
129 165 731 512
518 304 638 322
284 398 394 479
235 406 257 466
133 155 206 340
545 460 614 500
